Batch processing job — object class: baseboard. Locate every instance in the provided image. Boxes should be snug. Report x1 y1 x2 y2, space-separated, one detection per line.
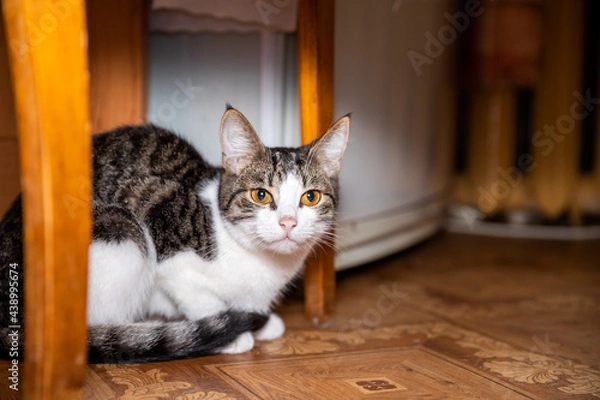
335 198 446 271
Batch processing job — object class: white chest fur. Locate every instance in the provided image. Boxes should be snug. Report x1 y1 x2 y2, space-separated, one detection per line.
150 179 307 320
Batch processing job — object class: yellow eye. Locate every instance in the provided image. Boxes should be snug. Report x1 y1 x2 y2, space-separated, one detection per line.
301 190 321 207
250 188 272 205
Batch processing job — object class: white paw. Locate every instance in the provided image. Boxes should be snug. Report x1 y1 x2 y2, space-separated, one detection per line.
253 313 285 341
219 332 255 354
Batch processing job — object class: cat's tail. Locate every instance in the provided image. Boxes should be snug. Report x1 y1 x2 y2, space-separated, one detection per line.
88 311 268 363
0 312 268 364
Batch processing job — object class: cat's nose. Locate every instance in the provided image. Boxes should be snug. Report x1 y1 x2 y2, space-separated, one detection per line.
279 216 297 235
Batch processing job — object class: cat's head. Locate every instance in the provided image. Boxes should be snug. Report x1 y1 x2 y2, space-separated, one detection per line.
218 107 349 257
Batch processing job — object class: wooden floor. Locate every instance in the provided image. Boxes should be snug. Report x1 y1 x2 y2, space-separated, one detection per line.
2 232 599 399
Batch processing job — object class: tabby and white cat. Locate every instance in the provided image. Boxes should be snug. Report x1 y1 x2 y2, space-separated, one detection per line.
0 107 349 363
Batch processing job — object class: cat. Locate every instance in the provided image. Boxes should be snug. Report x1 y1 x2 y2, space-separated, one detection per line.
0 106 350 363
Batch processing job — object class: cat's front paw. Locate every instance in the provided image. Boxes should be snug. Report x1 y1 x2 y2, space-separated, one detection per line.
253 313 285 341
219 332 255 354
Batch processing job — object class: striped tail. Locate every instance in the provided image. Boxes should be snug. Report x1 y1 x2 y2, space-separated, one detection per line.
88 311 268 363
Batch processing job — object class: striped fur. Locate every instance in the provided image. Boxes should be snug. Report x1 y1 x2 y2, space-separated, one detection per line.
87 312 269 363
0 107 350 363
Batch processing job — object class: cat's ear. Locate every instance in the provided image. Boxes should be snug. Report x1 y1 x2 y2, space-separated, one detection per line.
309 115 350 177
219 108 265 174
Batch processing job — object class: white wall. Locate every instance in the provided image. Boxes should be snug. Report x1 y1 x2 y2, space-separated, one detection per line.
148 32 300 166
148 33 262 165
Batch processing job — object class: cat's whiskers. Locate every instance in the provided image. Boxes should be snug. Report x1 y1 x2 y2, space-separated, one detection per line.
305 225 349 255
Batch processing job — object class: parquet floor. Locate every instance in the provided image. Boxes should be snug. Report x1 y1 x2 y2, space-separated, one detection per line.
2 232 599 399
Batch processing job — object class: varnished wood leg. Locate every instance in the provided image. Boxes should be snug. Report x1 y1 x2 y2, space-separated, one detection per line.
298 0 335 324
2 1 91 398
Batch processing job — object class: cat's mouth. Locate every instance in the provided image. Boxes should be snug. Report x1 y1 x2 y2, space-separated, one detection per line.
275 237 297 244
268 236 303 254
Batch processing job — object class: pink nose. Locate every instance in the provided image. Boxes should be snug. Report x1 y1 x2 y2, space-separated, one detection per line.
279 216 298 235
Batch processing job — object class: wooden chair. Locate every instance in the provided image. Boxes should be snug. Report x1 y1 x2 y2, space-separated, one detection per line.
1 0 335 397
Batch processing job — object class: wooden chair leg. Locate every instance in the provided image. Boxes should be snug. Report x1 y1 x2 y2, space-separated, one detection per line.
298 0 336 324
2 1 91 398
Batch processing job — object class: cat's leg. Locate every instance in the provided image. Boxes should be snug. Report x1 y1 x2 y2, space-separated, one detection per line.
253 313 285 341
146 287 182 319
219 313 283 354
88 205 156 324
219 332 255 354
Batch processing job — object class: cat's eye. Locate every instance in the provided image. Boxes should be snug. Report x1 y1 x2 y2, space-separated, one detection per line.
250 188 272 205
301 190 321 207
